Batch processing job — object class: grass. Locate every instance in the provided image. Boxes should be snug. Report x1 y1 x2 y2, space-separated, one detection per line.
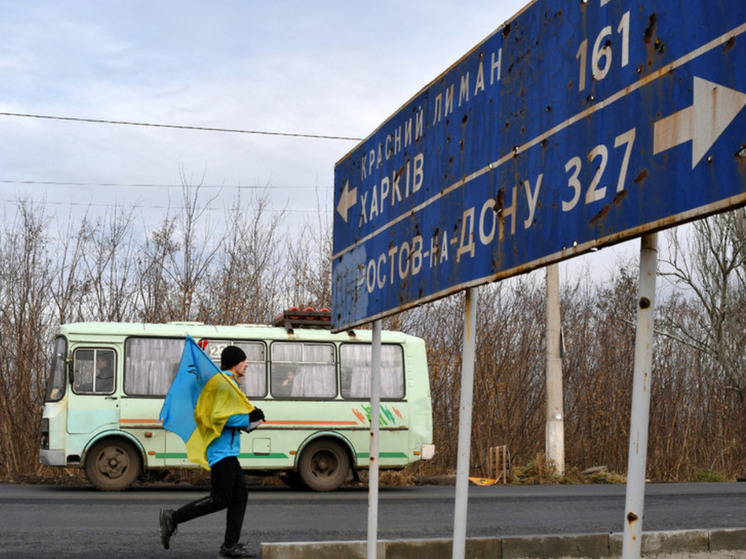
509 454 626 485
691 468 728 482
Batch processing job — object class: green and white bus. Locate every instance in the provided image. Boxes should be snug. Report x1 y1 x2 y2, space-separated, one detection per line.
40 310 435 491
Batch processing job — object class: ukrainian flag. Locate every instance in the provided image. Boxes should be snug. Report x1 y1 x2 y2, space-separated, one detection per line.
159 336 254 468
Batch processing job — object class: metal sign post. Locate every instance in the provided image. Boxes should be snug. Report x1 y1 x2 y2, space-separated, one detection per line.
622 234 658 559
545 263 565 474
367 321 382 559
452 287 478 559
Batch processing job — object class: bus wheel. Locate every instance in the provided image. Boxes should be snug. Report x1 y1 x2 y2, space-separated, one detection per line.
298 439 349 492
85 439 141 491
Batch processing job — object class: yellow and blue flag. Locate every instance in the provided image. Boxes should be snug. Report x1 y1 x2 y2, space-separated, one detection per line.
159 336 254 468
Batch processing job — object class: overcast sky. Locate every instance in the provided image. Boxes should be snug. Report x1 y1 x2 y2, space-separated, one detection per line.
0 1 532 218
0 0 639 277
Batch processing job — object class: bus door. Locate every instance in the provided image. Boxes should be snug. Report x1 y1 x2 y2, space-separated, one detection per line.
67 347 120 436
119 398 167 467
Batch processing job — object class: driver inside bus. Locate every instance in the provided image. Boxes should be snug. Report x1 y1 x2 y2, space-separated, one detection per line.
95 352 114 393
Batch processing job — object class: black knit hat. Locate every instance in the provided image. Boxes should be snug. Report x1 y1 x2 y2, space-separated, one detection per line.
220 345 246 371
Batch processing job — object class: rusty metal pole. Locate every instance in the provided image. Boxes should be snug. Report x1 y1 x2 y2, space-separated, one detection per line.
452 287 478 559
622 233 658 559
367 320 381 559
545 263 565 475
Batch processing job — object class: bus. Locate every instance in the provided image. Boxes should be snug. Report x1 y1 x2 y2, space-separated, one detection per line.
40 309 435 491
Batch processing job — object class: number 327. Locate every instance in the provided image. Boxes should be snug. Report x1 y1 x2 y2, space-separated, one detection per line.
562 128 635 212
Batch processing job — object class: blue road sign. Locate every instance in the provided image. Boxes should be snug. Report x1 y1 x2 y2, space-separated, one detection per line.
332 0 746 331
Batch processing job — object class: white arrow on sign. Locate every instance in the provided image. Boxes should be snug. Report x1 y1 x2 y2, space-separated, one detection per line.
653 76 746 169
336 180 357 223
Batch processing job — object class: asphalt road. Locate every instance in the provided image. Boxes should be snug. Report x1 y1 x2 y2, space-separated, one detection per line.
0 481 744 558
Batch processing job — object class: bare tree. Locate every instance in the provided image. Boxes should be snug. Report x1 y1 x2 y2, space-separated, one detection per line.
404 294 465 472
137 215 178 323
470 277 547 474
562 262 638 473
283 191 333 310
80 204 138 321
662 210 746 395
50 211 92 325
0 200 54 478
167 174 225 321
400 274 548 475
200 187 286 324
136 173 225 322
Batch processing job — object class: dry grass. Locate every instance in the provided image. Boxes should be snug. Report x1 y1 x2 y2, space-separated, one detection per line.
356 469 416 487
509 454 626 485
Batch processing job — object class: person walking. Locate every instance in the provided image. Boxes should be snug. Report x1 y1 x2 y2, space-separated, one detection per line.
159 345 265 558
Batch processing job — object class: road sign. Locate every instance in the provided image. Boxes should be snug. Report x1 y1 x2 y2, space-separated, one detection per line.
332 0 746 331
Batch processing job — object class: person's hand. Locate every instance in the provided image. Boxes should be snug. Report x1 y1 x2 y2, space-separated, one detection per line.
249 408 265 422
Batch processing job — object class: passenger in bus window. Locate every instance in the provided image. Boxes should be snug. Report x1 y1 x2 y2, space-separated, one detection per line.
270 366 296 398
159 345 265 558
278 369 296 397
281 370 295 392
95 352 114 393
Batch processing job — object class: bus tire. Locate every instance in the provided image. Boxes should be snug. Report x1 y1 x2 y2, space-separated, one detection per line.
298 439 349 492
85 438 141 491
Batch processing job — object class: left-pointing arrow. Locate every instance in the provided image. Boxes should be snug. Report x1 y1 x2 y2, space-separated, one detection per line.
336 180 357 223
653 76 746 169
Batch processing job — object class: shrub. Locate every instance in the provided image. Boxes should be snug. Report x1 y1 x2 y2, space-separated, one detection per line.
691 468 727 482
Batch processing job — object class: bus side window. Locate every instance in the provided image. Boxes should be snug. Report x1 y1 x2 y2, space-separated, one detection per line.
340 344 405 400
125 337 185 396
203 340 267 399
73 348 116 394
271 342 336 399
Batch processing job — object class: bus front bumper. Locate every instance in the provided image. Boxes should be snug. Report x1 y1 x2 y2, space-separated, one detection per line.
39 449 66 466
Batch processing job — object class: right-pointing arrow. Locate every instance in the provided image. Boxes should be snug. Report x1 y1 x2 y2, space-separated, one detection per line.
653 76 746 169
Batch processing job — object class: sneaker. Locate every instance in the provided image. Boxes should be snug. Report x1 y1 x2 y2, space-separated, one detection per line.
159 509 178 550
217 542 256 558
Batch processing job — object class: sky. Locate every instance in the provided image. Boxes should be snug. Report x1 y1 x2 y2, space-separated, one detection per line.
0 0 638 276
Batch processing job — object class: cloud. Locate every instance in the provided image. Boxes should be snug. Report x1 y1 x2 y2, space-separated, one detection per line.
0 0 530 226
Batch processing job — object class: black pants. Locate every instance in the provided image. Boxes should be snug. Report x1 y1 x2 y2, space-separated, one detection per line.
171 456 248 548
